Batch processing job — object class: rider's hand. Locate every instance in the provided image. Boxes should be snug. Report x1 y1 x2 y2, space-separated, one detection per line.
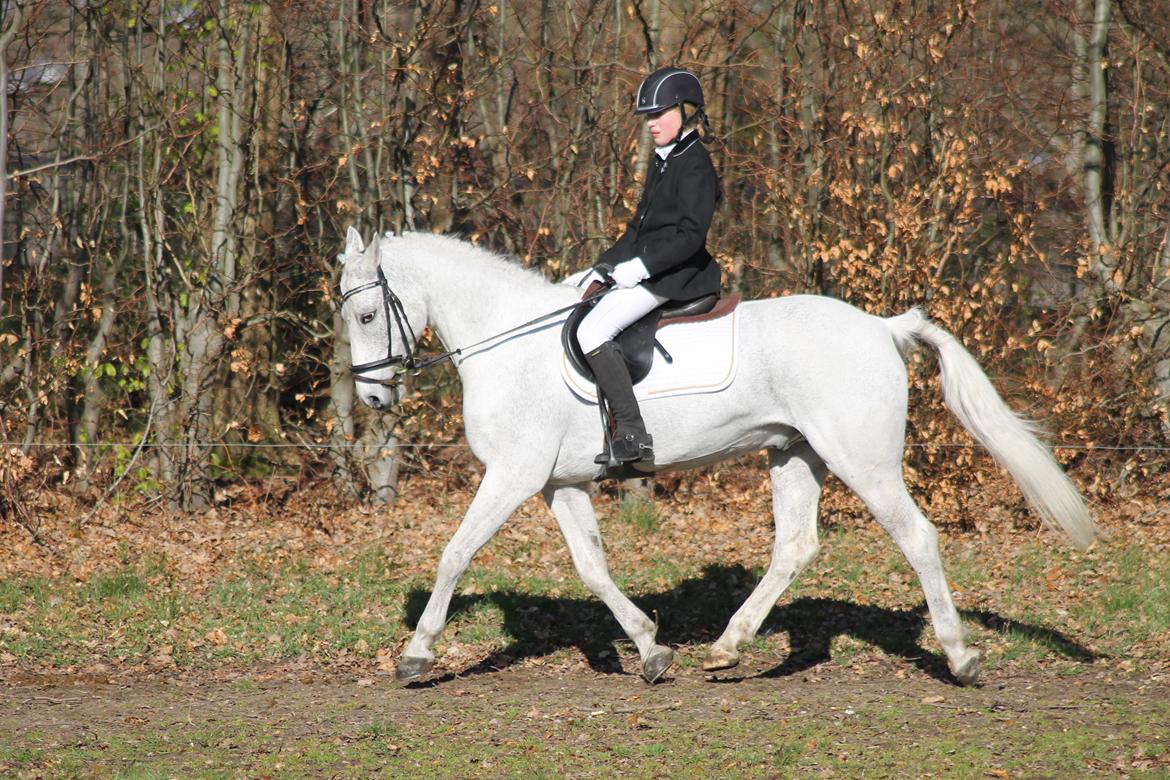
611 258 649 289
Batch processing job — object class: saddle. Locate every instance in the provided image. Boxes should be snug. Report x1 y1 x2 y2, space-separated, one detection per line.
561 283 741 384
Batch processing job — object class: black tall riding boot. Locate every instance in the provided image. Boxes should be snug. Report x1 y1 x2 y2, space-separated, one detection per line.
584 341 654 464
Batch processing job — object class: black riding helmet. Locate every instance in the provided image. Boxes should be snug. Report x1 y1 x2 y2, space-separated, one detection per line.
633 67 708 144
633 67 704 114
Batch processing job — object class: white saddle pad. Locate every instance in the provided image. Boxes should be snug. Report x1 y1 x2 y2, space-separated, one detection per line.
561 307 739 403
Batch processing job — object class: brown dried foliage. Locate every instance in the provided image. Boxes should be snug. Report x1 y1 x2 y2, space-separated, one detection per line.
0 0 1166 510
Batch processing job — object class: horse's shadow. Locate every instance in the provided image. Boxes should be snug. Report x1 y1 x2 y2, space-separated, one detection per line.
402 563 1097 686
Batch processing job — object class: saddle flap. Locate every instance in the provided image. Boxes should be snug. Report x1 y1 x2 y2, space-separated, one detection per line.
561 298 659 385
561 287 740 386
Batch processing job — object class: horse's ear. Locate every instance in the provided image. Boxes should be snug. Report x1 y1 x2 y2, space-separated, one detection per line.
341 226 365 264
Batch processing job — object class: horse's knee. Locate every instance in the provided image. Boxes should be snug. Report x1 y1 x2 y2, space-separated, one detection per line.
867 491 938 549
437 547 473 580
777 532 819 571
895 517 942 564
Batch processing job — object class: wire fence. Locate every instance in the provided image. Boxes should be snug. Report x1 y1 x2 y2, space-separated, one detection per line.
3 441 1169 452
2 441 458 450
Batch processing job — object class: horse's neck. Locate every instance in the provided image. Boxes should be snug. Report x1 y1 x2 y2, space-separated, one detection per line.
394 236 566 355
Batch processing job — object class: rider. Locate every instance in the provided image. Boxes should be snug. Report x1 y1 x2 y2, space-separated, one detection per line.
578 66 722 465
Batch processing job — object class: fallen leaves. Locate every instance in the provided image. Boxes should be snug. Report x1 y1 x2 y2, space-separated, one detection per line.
205 627 229 647
375 647 396 674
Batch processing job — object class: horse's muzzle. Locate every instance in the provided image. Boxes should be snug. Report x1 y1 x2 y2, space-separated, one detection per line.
357 376 404 411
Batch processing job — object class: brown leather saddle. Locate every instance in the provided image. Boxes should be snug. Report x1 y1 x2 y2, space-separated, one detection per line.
561 282 741 385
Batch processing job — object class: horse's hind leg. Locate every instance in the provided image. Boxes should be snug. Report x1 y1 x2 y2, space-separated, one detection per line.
705 443 827 671
843 472 981 685
544 485 674 683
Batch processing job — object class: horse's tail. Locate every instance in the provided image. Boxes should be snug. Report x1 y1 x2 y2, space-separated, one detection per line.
884 308 1098 550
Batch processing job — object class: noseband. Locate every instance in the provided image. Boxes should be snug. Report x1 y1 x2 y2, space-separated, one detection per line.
339 265 420 386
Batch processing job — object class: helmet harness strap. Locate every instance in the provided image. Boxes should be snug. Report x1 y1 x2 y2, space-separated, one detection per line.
669 103 710 146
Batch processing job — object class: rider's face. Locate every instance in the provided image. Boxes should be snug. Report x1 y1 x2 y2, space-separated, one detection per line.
646 106 683 146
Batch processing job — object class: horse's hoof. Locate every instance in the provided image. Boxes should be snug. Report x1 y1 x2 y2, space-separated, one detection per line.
702 647 740 672
395 655 434 682
950 650 981 686
641 645 674 684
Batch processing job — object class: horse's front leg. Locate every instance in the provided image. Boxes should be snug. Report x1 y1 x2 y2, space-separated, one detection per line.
543 484 674 683
396 467 540 681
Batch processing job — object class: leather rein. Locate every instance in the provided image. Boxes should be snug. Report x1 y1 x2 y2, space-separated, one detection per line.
340 266 609 388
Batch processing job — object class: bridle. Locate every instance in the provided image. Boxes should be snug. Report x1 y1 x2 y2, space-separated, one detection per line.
340 265 428 387
340 264 611 388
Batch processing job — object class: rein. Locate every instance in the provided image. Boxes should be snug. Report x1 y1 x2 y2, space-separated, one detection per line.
341 268 609 387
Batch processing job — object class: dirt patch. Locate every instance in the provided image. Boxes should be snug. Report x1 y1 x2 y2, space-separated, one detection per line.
3 655 1168 778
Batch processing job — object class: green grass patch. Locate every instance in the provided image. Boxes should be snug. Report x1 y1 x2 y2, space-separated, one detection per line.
1 531 1167 681
87 571 147 601
614 492 661 534
0 550 415 667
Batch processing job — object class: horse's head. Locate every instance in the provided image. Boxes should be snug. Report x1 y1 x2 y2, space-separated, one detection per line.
338 227 426 410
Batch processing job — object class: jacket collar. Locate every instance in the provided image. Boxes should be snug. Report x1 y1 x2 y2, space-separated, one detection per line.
654 129 699 160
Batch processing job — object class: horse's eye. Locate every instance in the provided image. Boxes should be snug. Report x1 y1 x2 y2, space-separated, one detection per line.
360 312 375 325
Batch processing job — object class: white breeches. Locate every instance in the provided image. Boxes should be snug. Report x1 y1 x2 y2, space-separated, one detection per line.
576 285 669 354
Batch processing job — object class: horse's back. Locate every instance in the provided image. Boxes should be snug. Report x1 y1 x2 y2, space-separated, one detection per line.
746 293 890 328
740 294 908 377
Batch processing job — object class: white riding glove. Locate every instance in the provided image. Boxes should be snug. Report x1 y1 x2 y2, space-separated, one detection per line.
610 257 650 289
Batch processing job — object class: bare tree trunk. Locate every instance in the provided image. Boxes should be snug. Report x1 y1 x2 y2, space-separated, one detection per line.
361 412 400 505
64 4 120 486
329 0 401 502
73 59 122 486
0 0 28 440
766 2 796 274
1062 0 1119 377
0 1 24 316
796 3 829 293
223 2 286 460
329 306 360 496
1079 0 1120 294
171 1 251 509
133 3 177 487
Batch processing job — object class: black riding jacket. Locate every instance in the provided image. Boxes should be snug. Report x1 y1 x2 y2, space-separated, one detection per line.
598 133 721 301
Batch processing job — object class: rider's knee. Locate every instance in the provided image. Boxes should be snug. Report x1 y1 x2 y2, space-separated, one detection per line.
576 315 617 354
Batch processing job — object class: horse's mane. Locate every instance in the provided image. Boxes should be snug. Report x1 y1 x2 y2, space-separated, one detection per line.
392 232 556 294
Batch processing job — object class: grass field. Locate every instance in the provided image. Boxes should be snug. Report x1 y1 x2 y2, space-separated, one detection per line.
2 475 1169 777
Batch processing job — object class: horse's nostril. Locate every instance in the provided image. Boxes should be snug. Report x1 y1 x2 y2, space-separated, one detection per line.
367 395 384 410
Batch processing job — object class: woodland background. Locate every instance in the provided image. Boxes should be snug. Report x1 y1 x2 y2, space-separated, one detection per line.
1 0 1167 514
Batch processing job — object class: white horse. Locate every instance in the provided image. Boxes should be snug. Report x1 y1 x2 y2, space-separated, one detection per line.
336 228 1097 685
